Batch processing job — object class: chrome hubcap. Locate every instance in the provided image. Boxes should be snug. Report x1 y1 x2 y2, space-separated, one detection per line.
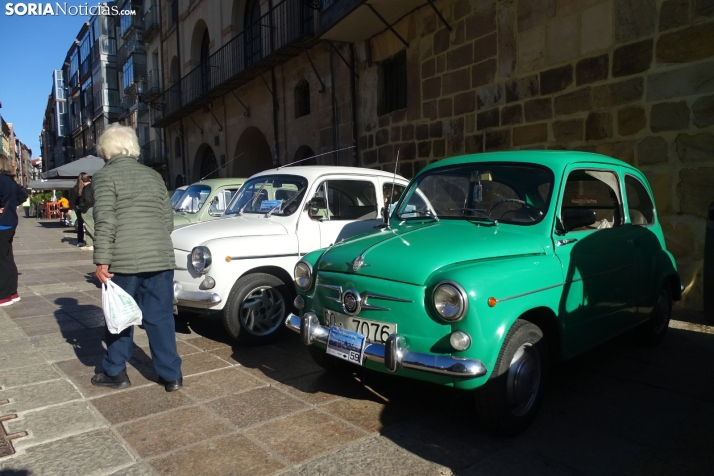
239 286 285 336
506 343 541 417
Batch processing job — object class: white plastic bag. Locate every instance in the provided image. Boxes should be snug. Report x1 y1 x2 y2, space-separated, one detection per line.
102 280 143 334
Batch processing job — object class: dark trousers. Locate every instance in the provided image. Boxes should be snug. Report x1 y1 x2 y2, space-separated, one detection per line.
0 228 18 300
102 269 182 381
76 213 85 243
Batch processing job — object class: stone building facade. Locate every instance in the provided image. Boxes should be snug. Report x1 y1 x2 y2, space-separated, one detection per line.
353 0 714 310
150 0 713 309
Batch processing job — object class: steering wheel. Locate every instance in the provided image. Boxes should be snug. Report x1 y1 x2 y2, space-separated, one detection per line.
488 199 541 221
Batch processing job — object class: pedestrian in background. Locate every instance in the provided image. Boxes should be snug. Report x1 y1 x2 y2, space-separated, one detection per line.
71 172 90 246
91 123 183 392
76 176 95 250
22 194 32 218
0 153 27 307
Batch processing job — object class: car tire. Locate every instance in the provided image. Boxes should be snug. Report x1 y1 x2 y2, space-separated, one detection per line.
474 319 548 436
636 284 672 346
308 345 346 372
222 273 294 345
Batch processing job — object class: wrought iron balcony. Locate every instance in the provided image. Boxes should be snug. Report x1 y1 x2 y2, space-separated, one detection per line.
143 69 162 100
141 140 165 166
119 93 136 116
143 4 159 41
151 0 316 127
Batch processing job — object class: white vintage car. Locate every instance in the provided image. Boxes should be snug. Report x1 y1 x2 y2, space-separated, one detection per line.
171 166 409 344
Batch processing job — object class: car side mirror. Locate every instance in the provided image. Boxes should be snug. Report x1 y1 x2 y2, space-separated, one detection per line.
310 197 327 209
562 209 597 232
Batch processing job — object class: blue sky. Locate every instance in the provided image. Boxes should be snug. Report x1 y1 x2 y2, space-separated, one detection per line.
0 6 89 158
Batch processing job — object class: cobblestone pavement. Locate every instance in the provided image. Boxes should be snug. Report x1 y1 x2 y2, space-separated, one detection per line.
1 215 714 475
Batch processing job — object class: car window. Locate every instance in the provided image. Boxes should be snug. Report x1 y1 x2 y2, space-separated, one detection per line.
383 183 406 206
560 169 623 231
397 163 553 224
224 176 307 216
208 188 240 216
176 185 211 214
624 175 655 226
309 180 378 221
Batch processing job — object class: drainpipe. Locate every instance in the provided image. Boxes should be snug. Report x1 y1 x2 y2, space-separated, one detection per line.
175 1 188 181
349 43 358 167
329 45 338 165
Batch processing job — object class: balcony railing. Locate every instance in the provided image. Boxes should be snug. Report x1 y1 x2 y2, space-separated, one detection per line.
143 69 162 100
143 4 159 41
152 0 315 127
119 93 136 116
141 140 165 166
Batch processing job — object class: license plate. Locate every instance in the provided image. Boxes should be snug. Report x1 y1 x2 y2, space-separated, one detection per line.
326 326 366 365
323 309 397 344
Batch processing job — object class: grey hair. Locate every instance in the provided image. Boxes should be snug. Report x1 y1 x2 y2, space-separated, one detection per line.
97 123 141 160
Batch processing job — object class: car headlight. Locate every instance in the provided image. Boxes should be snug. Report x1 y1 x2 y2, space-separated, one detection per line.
191 246 212 274
294 261 313 290
432 281 468 322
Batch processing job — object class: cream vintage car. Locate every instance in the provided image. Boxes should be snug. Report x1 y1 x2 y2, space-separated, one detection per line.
171 166 409 344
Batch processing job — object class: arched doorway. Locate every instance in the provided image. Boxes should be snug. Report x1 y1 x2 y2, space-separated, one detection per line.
293 145 315 166
245 0 262 67
232 127 272 177
195 145 219 181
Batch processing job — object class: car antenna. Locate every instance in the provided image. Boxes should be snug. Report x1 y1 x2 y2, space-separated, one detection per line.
276 146 355 169
199 152 245 181
384 148 400 230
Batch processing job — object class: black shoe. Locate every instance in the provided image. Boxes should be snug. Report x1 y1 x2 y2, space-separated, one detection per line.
158 376 183 392
91 370 131 389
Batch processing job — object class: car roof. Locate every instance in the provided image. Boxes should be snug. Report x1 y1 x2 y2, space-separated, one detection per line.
191 177 248 187
417 151 639 177
249 165 408 182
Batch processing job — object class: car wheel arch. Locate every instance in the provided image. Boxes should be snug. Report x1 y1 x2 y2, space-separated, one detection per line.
514 306 563 363
240 265 294 290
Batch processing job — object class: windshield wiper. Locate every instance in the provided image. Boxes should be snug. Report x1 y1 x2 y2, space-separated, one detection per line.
237 180 269 216
447 208 498 224
265 186 306 217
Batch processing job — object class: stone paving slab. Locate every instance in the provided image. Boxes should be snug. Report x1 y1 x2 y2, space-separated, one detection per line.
4 401 105 450
0 429 133 475
0 379 82 416
0 364 62 389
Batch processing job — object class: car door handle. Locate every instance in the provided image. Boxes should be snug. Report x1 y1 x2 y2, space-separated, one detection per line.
556 238 578 246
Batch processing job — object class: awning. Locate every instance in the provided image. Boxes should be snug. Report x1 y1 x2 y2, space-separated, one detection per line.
27 179 77 190
40 155 104 179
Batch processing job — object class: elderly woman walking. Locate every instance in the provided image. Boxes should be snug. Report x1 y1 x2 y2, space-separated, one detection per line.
0 153 27 306
90 123 183 391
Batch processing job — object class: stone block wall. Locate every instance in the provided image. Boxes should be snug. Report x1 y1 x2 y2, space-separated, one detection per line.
357 0 714 309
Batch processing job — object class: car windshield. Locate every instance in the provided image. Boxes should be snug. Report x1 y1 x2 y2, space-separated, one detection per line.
170 189 186 209
224 175 308 217
175 185 211 214
396 163 554 225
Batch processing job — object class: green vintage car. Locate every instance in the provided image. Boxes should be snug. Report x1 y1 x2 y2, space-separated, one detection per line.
285 151 681 435
173 178 246 228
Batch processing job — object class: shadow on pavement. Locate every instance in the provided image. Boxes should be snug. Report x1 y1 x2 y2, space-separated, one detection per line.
176 308 714 474
52 297 155 381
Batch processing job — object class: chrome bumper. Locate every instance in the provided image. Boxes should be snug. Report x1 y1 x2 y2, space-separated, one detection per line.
172 281 221 309
285 313 487 378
